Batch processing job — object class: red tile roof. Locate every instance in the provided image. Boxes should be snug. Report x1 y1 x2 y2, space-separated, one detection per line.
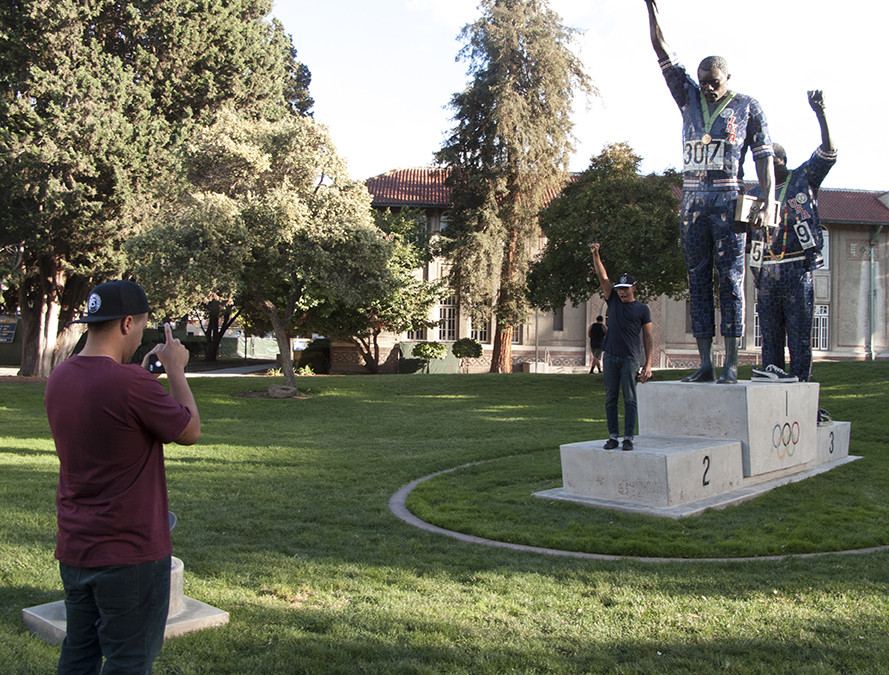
365 167 452 208
818 189 889 226
367 167 889 227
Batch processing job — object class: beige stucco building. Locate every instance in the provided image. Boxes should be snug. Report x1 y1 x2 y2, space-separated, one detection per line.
330 167 889 375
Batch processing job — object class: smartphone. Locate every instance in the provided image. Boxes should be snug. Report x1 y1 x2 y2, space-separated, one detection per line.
147 323 165 374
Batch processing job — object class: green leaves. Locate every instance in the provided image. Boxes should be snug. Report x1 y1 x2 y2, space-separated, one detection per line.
0 0 313 374
528 143 686 310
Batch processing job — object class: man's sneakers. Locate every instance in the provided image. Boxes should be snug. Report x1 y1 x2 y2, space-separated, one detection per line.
603 438 619 450
817 408 832 426
751 364 798 382
621 438 634 452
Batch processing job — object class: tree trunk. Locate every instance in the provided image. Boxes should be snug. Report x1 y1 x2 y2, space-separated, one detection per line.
259 297 298 390
489 224 520 373
17 261 88 377
202 301 239 362
353 335 380 374
203 303 221 362
489 322 514 373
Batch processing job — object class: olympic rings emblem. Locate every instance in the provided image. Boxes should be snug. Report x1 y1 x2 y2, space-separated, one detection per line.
772 421 800 459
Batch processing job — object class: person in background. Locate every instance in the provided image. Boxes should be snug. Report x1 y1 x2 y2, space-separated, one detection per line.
588 315 607 374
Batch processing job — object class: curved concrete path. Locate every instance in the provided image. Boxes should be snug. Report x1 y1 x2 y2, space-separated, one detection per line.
390 463 889 564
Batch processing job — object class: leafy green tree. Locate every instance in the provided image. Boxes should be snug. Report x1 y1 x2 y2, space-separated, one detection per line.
435 0 593 373
0 0 311 376
127 192 249 359
528 143 686 311
452 337 483 373
310 208 444 373
164 109 393 388
0 3 162 375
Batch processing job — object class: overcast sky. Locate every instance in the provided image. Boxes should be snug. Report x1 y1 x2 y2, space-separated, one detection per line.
273 0 886 192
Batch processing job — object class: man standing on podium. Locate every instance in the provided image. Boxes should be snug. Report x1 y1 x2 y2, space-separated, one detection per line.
590 243 652 452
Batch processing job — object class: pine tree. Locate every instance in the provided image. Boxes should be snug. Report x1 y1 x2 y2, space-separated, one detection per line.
436 0 592 372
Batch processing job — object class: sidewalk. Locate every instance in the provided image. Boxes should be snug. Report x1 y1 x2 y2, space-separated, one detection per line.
0 362 274 378
186 362 273 377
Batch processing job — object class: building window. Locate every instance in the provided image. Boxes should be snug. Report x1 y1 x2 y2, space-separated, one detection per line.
407 327 426 341
512 324 523 345
438 295 457 341
820 228 830 270
471 318 490 344
552 306 564 332
812 305 829 351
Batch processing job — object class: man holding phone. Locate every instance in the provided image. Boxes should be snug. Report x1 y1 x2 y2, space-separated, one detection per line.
45 280 200 673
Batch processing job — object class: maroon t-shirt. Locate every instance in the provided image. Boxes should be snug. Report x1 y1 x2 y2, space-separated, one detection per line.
45 355 192 567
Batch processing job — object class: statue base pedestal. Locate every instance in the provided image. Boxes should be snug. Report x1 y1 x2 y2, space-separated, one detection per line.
22 557 228 645
535 381 858 518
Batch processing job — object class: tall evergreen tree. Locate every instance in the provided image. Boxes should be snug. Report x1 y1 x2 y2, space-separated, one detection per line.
0 0 311 376
436 0 592 372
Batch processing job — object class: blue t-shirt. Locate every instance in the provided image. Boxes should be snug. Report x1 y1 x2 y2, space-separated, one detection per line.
660 58 774 191
603 293 651 364
748 145 837 271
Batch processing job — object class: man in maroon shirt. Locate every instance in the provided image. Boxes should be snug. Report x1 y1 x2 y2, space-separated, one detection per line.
45 280 200 674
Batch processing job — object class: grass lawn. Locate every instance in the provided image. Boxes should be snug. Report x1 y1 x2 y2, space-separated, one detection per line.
2 362 889 673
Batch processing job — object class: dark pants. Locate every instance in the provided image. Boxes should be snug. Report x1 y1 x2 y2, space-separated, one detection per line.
58 556 171 675
681 190 746 338
603 352 640 439
753 261 814 382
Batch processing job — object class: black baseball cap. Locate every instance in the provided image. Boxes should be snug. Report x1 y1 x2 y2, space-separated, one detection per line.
73 280 150 324
613 273 636 288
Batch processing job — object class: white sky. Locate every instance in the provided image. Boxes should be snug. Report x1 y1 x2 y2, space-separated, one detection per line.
273 0 886 192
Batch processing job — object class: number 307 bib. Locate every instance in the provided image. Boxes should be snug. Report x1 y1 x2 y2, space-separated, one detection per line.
684 138 725 172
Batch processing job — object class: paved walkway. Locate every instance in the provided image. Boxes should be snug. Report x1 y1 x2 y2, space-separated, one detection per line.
0 362 274 378
390 463 889 564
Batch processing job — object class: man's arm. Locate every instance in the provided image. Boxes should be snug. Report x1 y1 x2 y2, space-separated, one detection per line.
808 90 834 152
752 155 776 228
589 242 613 300
644 0 670 62
640 322 653 382
155 324 201 445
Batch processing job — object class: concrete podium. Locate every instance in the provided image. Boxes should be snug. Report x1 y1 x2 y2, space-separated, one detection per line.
22 557 229 645
536 380 857 518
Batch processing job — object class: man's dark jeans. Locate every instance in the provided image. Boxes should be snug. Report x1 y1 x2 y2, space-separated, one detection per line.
603 352 640 439
58 556 171 675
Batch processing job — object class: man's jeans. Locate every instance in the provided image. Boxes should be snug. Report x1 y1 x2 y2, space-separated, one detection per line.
58 556 171 675
603 352 640 439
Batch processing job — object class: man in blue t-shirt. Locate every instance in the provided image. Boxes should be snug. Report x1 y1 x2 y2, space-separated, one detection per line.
644 0 776 384
748 90 837 382
590 243 652 452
